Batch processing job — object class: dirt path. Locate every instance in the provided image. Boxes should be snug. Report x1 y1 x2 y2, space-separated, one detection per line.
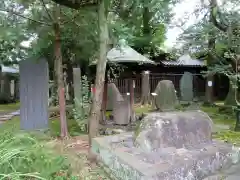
51 135 110 180
0 110 20 124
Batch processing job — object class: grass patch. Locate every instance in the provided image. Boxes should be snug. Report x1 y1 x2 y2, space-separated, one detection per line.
1 117 86 138
0 129 75 179
213 130 240 145
134 105 152 115
0 102 20 112
200 106 235 126
0 117 108 179
50 118 86 137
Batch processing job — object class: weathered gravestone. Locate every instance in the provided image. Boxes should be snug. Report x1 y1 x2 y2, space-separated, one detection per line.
92 111 240 180
73 67 82 105
0 74 11 101
180 71 194 101
153 80 178 111
106 83 124 111
113 95 131 125
19 59 49 130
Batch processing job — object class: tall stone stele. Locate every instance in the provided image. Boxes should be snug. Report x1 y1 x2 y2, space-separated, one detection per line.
180 71 194 101
153 80 178 111
19 58 49 130
106 83 124 111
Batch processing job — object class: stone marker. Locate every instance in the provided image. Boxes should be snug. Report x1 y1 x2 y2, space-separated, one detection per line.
112 95 131 125
20 58 49 130
153 80 178 111
92 110 240 180
180 71 194 101
73 67 82 105
10 80 15 97
106 83 124 111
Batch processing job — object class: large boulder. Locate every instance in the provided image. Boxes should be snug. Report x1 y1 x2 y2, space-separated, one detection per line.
134 111 213 152
153 80 178 111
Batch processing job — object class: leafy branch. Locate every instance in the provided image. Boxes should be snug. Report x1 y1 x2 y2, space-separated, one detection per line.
0 8 51 26
39 0 54 21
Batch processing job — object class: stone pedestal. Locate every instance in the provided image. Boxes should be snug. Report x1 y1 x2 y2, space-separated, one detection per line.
92 111 240 180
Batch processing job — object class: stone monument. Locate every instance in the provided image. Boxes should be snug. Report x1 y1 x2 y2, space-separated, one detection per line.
106 83 124 111
19 58 49 130
180 71 194 101
112 95 131 125
92 111 240 180
153 80 178 111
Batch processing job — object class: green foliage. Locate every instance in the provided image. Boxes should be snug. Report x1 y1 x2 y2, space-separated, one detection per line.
72 75 91 132
0 131 72 180
1 0 176 67
110 0 176 55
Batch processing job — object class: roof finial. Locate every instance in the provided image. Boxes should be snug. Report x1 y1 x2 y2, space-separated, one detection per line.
119 39 127 48
118 39 127 54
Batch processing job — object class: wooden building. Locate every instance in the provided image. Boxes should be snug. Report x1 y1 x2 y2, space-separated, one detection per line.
114 54 207 101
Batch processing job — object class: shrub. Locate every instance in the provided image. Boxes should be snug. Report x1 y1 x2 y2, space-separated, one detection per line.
0 131 72 180
72 75 91 132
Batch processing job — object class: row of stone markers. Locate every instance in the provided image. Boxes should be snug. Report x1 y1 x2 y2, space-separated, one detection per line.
102 78 190 125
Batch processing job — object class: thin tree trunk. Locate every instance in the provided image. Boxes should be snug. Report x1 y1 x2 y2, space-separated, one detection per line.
142 1 151 54
205 10 216 104
88 0 108 146
53 5 68 138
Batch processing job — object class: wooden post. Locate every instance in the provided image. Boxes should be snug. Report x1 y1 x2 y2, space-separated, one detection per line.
125 79 128 94
101 81 108 123
141 70 150 105
59 87 68 136
129 79 135 122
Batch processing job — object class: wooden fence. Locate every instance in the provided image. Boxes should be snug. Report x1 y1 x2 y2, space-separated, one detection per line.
113 73 206 102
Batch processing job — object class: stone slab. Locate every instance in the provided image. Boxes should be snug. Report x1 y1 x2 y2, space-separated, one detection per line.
92 133 240 180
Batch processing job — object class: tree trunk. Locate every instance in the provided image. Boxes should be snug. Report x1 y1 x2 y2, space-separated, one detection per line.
129 79 135 122
225 80 237 106
142 2 151 54
88 0 108 146
53 5 68 138
205 75 214 104
205 9 216 104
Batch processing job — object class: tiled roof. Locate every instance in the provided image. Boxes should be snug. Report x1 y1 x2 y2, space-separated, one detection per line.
107 45 155 64
161 54 205 67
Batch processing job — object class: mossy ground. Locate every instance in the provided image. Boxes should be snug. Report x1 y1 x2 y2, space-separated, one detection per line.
0 102 20 113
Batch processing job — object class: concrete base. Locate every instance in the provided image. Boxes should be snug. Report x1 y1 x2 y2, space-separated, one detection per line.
92 133 240 180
